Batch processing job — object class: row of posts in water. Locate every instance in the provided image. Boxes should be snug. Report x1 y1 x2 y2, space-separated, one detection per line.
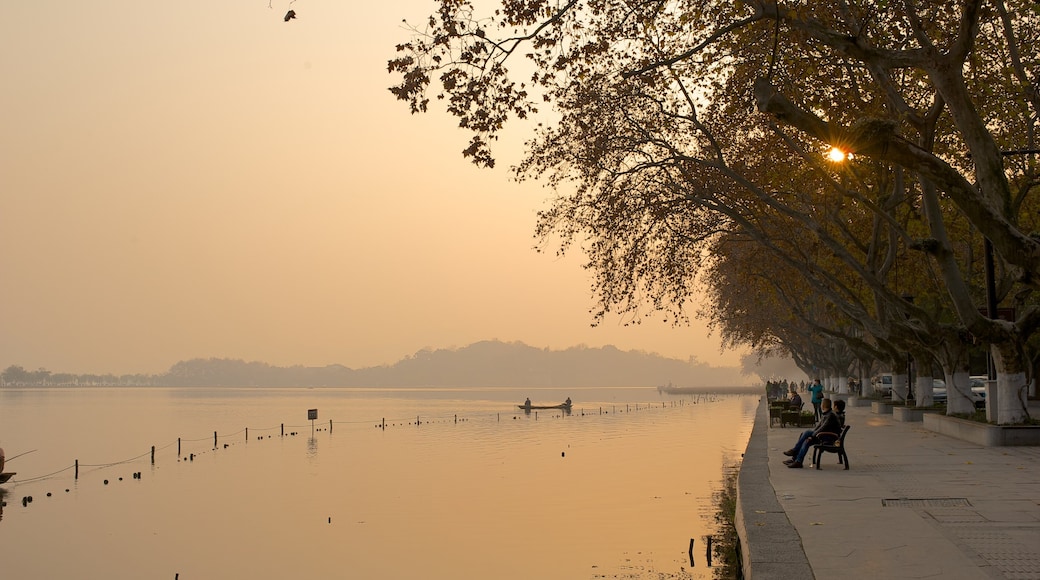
66 398 702 479
69 420 335 479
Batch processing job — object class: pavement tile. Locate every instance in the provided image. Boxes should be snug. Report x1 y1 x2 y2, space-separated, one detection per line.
738 396 1040 580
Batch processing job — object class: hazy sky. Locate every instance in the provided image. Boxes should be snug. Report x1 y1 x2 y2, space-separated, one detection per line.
1 1 745 375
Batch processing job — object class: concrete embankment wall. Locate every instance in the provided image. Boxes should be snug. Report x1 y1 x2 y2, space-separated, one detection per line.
734 397 814 580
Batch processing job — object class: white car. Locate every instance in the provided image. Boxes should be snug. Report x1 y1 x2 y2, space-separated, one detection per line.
872 373 893 396
933 377 986 408
931 378 947 403
970 376 990 408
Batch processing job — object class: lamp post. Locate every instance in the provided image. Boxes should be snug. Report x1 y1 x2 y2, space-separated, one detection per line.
902 294 914 402
984 238 998 381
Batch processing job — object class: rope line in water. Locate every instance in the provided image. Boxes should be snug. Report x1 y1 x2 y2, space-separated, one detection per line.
78 448 153 468
155 440 178 452
11 464 75 484
3 395 720 486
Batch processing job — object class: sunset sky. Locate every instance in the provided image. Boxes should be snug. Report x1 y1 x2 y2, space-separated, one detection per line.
1 1 746 375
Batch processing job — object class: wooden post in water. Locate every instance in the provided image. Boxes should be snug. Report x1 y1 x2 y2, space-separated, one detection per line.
329 419 333 433
177 438 181 456
705 535 713 566
245 428 248 441
281 423 284 437
151 445 155 464
689 538 695 567
75 459 78 479
454 414 457 424
381 418 385 430
213 431 217 448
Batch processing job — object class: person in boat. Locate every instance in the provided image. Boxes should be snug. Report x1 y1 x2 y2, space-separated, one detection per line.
565 397 572 406
524 397 532 408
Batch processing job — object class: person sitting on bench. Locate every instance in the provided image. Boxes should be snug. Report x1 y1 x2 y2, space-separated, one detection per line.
788 388 803 411
783 398 841 468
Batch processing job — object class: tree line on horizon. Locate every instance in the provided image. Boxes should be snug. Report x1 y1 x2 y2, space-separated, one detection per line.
0 340 759 388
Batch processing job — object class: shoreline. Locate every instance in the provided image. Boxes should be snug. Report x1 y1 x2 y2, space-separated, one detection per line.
735 399 812 579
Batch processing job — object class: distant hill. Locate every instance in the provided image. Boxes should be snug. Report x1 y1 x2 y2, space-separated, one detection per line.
159 340 751 387
2 340 755 388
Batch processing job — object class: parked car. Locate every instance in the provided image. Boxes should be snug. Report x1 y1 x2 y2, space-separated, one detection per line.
931 378 947 403
872 373 893 396
970 375 989 408
933 377 985 408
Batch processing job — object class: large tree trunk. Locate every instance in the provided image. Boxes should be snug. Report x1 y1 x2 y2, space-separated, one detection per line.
836 374 849 395
892 373 909 403
915 374 934 408
943 370 976 416
990 341 1030 424
932 334 976 415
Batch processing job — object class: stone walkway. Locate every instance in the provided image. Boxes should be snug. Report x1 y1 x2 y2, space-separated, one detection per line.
737 398 1040 580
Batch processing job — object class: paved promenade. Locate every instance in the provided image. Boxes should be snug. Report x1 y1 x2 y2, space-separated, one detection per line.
737 397 1040 580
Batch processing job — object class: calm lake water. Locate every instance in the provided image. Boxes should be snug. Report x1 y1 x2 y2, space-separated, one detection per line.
0 386 756 579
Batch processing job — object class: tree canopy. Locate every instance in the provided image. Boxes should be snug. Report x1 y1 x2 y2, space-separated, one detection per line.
389 0 1040 422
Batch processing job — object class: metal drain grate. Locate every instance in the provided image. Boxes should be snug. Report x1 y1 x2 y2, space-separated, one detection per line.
882 497 972 508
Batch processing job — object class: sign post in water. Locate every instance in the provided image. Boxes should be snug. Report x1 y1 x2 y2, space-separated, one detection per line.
308 408 318 433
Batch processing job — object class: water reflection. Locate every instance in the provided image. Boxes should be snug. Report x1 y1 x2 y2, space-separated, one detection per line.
709 464 742 579
0 388 756 579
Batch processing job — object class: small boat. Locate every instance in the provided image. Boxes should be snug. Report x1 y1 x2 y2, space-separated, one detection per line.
0 473 15 484
518 402 572 410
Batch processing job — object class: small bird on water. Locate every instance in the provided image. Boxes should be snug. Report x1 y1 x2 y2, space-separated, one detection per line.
284 9 296 21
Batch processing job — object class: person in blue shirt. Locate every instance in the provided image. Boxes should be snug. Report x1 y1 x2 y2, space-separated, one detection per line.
809 379 825 421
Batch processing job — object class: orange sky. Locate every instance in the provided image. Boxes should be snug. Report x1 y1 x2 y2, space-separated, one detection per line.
0 1 747 375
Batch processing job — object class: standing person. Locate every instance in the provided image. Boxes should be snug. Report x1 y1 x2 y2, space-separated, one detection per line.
809 378 825 421
782 398 841 468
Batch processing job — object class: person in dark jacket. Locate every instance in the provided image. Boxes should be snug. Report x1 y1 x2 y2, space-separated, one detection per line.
834 399 846 427
783 398 842 468
788 388 803 411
